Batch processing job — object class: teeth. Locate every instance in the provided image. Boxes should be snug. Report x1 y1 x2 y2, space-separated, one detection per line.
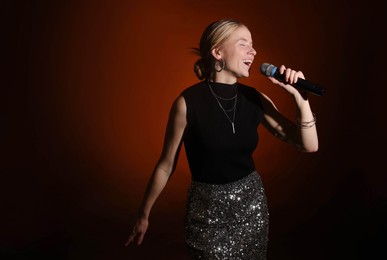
243 60 252 66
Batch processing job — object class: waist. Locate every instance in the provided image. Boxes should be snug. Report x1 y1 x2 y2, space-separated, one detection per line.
190 170 260 190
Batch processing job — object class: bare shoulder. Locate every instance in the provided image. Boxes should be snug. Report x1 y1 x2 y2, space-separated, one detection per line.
171 95 187 116
167 95 187 128
175 95 186 110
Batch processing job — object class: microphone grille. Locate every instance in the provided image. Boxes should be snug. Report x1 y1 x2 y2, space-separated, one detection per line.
260 63 277 77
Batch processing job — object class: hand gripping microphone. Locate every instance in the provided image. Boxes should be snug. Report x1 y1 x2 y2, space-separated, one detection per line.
260 63 325 96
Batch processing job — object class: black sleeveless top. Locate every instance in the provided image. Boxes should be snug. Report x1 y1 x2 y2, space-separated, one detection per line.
181 81 264 184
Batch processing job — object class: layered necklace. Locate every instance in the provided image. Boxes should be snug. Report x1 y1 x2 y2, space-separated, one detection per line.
207 81 238 134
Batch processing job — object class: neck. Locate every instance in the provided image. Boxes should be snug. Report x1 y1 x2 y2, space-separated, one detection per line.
207 80 237 99
212 73 238 84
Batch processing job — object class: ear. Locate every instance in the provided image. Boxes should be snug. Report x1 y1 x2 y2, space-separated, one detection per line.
211 48 222 60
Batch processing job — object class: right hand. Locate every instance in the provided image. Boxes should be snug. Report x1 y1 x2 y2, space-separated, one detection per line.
124 217 149 246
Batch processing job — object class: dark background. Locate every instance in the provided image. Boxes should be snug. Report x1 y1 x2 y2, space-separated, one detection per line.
2 0 386 259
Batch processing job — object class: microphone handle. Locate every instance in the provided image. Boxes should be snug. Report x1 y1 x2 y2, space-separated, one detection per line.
273 69 325 96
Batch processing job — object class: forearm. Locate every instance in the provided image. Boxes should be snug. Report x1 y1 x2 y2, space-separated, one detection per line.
137 165 171 219
294 96 318 152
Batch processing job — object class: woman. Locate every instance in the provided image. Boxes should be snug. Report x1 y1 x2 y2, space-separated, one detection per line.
125 19 318 259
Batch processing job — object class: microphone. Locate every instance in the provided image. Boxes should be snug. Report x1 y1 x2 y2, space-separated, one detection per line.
260 63 325 96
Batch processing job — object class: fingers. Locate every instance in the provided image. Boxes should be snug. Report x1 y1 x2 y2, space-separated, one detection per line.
124 232 136 247
279 65 286 75
124 229 139 247
124 236 133 247
292 70 303 84
137 233 145 245
125 228 146 246
279 65 305 85
125 219 149 247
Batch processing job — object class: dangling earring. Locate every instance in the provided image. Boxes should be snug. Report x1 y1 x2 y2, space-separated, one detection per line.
215 59 225 72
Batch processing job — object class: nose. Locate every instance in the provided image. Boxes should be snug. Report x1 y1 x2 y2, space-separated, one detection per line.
249 46 257 56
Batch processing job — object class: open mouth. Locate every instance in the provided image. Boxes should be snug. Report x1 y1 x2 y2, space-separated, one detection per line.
243 59 253 68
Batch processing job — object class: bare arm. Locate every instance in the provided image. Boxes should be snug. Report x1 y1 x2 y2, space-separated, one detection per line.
260 65 319 152
125 95 187 246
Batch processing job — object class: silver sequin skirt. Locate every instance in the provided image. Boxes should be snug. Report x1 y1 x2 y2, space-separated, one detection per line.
184 171 269 260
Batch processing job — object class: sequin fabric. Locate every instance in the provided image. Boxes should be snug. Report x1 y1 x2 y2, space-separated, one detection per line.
184 171 269 260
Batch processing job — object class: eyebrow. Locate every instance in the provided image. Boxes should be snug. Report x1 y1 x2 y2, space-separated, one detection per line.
236 38 253 44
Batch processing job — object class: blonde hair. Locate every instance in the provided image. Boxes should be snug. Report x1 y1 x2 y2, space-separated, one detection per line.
192 19 245 80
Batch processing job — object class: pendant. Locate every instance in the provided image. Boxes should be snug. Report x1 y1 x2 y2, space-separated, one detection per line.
232 122 235 134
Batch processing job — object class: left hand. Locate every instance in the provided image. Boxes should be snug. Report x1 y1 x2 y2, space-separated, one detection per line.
267 65 306 97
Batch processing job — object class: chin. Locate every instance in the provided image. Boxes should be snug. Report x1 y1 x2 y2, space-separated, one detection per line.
233 69 249 78
241 72 250 78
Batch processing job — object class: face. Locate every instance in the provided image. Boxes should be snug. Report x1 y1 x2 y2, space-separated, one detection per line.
214 26 257 81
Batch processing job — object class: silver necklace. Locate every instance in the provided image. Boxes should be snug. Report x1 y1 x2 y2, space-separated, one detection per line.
207 81 237 134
